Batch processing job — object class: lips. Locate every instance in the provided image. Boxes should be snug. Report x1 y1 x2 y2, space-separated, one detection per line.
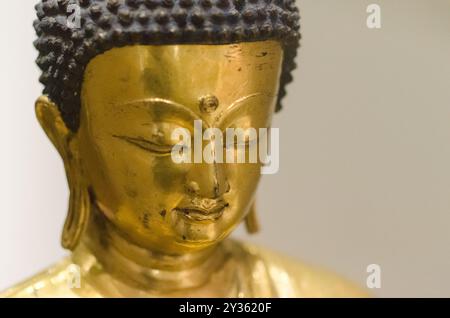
174 202 228 222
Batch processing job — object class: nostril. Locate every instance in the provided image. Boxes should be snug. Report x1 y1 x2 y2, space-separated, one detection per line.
225 181 231 193
214 180 230 197
214 184 220 197
186 181 200 195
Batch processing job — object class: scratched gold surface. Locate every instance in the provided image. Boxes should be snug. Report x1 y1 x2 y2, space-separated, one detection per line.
2 42 367 298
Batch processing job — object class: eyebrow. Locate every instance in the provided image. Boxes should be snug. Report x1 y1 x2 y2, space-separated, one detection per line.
213 93 265 126
118 98 201 124
117 94 274 128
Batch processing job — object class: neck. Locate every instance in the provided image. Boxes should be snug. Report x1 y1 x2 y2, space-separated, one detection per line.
75 206 228 293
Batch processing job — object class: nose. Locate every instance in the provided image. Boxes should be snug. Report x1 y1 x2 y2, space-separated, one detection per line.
185 162 229 199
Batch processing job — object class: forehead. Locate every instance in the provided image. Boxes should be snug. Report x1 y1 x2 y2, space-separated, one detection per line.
81 41 283 115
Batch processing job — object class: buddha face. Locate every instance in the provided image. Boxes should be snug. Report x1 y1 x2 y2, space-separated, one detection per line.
76 41 283 254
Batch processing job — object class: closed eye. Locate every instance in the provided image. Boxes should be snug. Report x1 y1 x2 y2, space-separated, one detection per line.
222 129 259 148
113 135 173 155
224 137 257 149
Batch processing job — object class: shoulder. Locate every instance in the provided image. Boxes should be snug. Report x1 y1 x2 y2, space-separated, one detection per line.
1 257 85 298
230 240 370 298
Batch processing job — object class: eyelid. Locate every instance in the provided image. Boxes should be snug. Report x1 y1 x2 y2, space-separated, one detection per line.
112 135 174 155
221 131 259 148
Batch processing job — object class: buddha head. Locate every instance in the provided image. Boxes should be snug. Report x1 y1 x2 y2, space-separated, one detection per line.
33 0 300 256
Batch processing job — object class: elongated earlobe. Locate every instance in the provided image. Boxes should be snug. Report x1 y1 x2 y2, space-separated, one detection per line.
245 202 260 234
62 170 90 250
35 96 90 250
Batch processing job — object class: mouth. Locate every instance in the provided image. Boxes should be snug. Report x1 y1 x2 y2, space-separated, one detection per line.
173 202 229 222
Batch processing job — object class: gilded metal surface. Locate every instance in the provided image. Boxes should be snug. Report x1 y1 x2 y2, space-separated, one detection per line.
1 42 367 298
33 0 301 131
2 240 366 298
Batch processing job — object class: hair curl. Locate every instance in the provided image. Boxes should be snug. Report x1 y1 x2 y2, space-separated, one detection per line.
34 0 300 131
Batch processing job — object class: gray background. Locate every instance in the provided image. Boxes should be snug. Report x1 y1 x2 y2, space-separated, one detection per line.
1 0 450 297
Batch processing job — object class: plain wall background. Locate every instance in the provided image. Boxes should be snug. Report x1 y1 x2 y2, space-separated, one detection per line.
1 0 450 297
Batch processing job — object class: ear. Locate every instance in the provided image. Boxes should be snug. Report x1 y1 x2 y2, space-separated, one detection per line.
35 95 90 250
35 95 73 158
245 201 260 234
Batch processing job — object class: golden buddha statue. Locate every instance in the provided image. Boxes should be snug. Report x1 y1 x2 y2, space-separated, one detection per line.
2 0 366 298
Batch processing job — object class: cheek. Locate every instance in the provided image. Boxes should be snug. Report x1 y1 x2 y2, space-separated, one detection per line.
152 157 189 193
88 141 190 211
226 163 261 207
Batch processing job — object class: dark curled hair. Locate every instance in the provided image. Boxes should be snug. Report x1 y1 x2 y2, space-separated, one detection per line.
34 0 301 131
